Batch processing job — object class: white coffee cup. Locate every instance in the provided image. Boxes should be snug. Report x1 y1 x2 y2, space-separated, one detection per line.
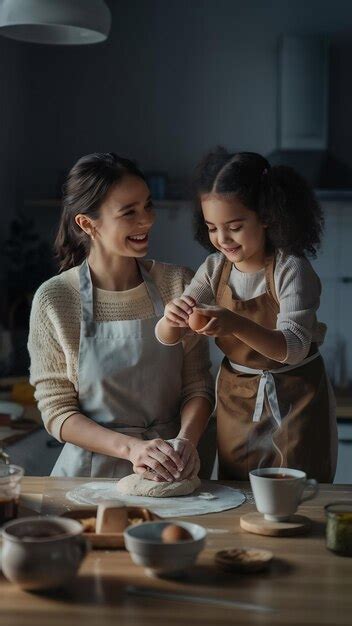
249 467 319 522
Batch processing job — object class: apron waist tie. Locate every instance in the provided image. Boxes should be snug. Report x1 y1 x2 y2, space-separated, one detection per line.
229 351 320 426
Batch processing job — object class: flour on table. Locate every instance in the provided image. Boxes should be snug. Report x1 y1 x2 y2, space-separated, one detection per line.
65 480 246 517
198 492 217 500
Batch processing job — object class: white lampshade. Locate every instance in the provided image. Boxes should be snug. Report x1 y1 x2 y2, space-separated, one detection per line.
0 0 111 45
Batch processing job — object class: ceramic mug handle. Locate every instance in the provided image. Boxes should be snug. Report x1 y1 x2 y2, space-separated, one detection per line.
299 479 319 504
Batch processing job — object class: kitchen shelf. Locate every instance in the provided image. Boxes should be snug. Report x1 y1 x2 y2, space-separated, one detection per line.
24 198 192 210
336 395 352 420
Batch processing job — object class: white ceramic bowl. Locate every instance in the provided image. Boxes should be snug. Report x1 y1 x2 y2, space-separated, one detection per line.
124 521 206 577
1 516 89 590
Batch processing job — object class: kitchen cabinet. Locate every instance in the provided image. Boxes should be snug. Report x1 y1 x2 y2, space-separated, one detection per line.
335 420 352 484
311 201 352 386
279 36 329 149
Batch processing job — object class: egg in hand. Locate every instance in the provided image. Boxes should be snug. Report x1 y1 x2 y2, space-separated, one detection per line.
188 310 209 331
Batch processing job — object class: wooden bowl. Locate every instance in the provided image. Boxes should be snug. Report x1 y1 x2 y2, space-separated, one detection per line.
215 548 273 573
61 507 160 549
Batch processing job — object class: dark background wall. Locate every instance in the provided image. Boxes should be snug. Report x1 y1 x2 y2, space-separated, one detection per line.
1 0 351 368
0 37 26 233
0 0 351 228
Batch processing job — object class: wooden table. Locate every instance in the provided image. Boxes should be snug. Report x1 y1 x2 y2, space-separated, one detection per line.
1 478 352 626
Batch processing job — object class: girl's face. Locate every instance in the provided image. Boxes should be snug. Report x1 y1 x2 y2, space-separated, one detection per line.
89 175 155 258
201 194 266 268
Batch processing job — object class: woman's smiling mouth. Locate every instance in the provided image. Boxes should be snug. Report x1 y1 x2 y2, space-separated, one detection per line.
127 232 149 245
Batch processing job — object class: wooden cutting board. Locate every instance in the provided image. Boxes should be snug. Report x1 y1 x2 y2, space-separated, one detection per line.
240 512 311 536
62 506 161 549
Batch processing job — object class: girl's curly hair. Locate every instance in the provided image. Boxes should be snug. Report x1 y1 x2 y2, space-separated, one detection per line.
193 147 324 257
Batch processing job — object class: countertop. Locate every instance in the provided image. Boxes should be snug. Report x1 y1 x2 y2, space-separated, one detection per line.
1 477 352 626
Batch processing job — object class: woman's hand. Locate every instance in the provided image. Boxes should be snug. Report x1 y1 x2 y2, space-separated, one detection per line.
193 306 239 336
164 296 196 327
128 438 184 482
166 438 200 480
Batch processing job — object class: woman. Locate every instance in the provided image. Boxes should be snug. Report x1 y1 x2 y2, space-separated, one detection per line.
28 152 214 479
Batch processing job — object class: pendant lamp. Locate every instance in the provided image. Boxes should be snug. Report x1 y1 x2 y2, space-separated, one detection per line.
0 0 111 45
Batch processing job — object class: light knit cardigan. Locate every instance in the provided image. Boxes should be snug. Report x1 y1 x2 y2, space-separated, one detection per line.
28 260 214 442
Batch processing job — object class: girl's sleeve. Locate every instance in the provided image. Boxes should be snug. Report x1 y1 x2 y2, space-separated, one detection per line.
179 333 215 410
155 254 222 346
178 265 215 408
275 254 326 365
182 253 222 305
28 286 80 442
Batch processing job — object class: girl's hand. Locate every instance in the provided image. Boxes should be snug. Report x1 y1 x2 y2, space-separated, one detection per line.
129 438 184 482
193 306 238 337
164 296 196 327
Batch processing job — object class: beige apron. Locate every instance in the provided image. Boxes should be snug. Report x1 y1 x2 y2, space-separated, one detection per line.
215 256 337 482
51 259 184 477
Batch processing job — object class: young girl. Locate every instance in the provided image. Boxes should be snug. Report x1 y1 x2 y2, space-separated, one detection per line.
156 148 337 482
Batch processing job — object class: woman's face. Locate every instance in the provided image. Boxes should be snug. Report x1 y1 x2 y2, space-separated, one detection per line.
91 175 155 258
201 193 266 267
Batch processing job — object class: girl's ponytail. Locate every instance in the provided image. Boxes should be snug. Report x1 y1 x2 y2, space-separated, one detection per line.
263 165 324 257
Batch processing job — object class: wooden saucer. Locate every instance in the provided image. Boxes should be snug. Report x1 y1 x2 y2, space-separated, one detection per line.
240 512 311 536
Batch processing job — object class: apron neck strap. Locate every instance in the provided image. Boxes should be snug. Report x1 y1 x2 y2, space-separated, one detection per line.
79 259 165 329
216 256 232 303
264 255 279 306
79 260 95 335
137 261 165 316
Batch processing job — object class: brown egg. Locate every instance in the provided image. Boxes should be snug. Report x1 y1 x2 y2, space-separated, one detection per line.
161 524 193 543
188 310 209 331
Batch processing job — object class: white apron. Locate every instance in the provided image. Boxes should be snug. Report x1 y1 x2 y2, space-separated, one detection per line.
51 260 183 477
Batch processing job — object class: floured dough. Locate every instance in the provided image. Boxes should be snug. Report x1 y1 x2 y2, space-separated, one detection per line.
117 446 202 498
116 473 201 497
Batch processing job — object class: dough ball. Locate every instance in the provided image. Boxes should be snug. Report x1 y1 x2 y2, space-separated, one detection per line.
116 473 201 498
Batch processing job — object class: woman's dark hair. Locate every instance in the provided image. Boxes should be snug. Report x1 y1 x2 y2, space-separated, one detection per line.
55 152 146 271
194 147 324 257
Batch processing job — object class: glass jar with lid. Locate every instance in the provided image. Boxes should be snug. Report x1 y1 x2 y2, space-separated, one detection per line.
325 502 352 556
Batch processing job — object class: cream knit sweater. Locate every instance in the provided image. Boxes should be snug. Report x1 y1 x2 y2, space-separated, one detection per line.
28 260 214 442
